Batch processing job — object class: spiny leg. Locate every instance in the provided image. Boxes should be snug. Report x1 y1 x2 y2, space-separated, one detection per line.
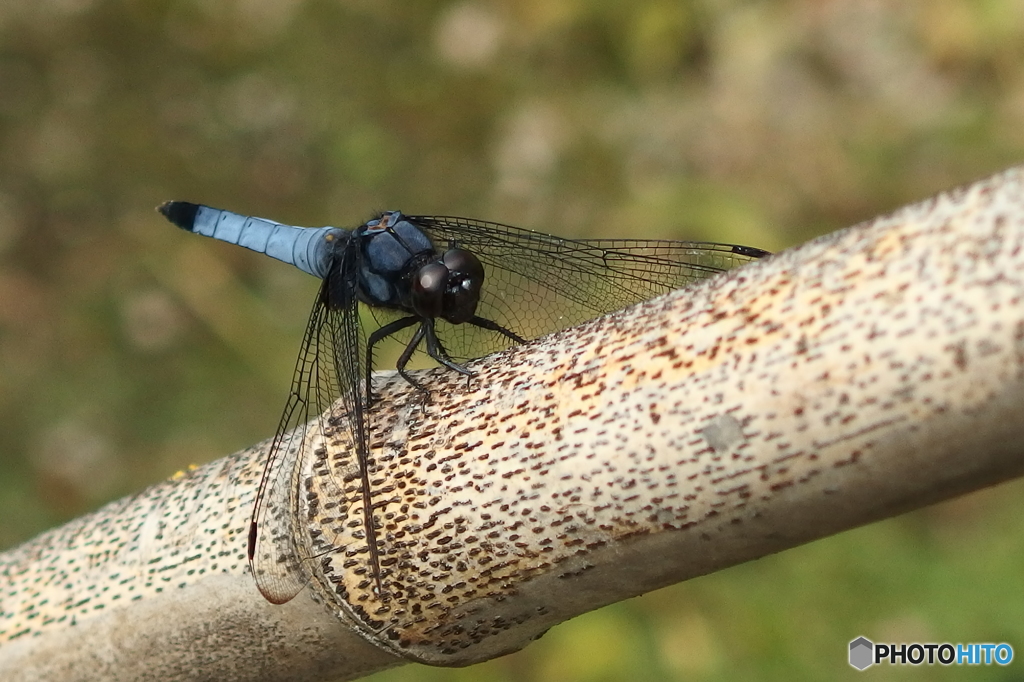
376 315 513 397
395 322 429 392
423 317 474 377
423 320 475 391
468 314 527 345
365 315 419 404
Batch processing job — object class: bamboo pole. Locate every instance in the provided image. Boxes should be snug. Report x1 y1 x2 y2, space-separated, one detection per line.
3 166 1024 680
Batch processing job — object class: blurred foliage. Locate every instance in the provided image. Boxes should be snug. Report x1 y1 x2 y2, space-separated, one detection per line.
2 0 1024 680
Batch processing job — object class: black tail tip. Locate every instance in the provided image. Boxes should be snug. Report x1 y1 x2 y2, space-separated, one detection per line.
157 201 200 231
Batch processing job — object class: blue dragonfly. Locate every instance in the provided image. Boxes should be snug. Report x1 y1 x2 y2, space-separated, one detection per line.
159 202 769 604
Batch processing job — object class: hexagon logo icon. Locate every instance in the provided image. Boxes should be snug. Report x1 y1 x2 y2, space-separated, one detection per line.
849 636 874 670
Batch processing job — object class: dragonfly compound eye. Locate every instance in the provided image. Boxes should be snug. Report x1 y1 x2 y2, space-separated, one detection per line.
412 262 448 318
440 248 483 323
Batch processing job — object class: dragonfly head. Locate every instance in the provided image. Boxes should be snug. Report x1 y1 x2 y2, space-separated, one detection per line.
411 247 484 324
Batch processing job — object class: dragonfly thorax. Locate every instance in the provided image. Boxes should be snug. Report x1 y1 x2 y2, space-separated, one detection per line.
351 213 433 307
353 212 484 324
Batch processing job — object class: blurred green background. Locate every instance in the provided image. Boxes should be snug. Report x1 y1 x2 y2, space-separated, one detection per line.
2 0 1024 680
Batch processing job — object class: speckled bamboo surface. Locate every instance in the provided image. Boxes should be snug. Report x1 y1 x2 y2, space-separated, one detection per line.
4 167 1024 681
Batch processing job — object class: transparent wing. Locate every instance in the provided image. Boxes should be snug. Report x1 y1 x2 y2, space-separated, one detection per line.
410 215 770 359
248 253 381 603
324 246 384 595
247 281 335 604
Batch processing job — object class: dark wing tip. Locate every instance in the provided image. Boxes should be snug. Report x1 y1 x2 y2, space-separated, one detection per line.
157 201 200 231
732 245 771 259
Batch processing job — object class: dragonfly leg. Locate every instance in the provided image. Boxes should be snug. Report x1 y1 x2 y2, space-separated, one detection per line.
468 314 527 345
395 323 429 393
422 317 474 378
366 316 420 404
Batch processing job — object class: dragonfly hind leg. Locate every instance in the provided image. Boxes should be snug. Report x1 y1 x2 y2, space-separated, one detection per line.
394 323 431 393
366 315 420 404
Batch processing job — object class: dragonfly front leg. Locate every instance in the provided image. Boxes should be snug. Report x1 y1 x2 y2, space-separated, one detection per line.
467 314 527 345
422 317 474 379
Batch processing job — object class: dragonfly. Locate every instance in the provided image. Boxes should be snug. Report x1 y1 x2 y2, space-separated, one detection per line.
158 201 769 604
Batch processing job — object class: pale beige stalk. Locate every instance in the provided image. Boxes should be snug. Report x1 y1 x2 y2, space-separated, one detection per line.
4 167 1024 680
